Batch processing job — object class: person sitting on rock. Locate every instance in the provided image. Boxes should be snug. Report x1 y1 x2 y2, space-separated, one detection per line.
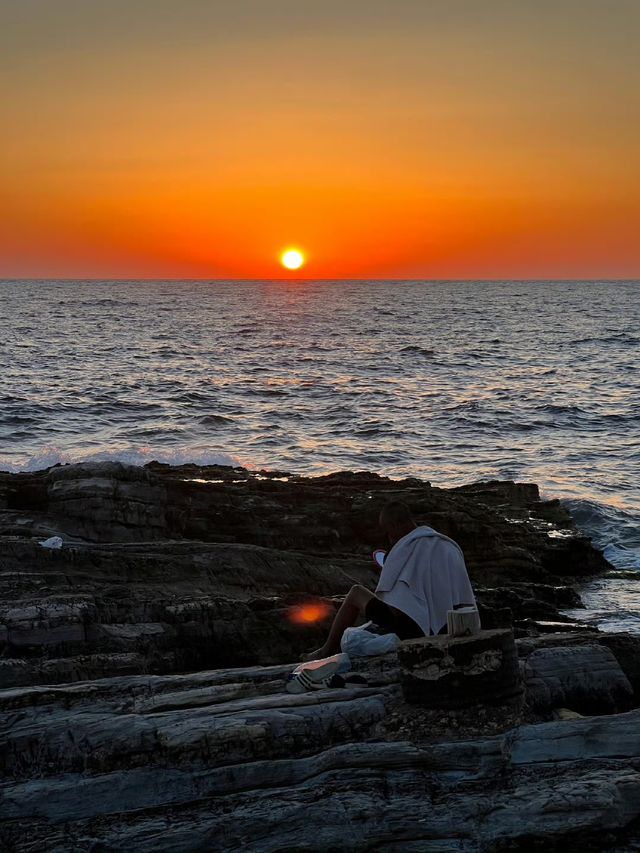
303 500 476 660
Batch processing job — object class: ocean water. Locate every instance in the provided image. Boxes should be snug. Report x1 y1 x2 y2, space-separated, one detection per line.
2 279 639 627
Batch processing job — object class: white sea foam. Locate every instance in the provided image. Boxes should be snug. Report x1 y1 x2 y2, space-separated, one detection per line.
0 445 242 473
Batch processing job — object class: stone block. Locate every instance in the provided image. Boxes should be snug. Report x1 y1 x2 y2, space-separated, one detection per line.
398 628 522 709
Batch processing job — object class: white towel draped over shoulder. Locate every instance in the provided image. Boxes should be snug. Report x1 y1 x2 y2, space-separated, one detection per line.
375 526 476 636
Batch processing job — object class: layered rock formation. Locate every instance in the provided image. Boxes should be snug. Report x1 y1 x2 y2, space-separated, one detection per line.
2 461 637 851
0 461 609 686
3 655 640 852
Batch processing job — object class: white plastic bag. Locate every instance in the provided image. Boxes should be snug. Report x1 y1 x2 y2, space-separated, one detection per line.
340 622 400 657
39 536 63 550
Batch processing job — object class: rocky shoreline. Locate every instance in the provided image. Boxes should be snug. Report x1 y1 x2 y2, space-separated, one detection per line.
1 461 639 851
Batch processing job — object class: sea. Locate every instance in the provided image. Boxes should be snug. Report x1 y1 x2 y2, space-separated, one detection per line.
2 279 639 631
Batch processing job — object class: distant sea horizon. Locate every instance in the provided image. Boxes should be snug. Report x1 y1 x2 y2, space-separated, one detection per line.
3 277 638 283
2 277 639 630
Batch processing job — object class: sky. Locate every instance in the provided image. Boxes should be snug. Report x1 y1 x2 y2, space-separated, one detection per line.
1 0 639 279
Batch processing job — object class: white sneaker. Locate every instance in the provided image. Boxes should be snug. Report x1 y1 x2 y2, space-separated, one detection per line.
286 656 345 693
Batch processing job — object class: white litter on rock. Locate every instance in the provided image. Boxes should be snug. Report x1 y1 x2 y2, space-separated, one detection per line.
39 536 64 549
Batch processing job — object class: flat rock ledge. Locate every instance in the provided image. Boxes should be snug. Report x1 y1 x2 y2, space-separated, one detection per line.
3 653 640 853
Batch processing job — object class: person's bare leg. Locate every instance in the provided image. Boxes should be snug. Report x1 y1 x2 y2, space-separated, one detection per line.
303 585 375 660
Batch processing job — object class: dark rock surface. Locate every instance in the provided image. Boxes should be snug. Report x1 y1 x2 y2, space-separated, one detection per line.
2 461 637 852
3 659 640 852
523 644 634 715
0 461 610 686
516 630 640 701
1 460 608 570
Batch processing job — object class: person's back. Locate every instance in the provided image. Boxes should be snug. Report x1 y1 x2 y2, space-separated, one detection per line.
302 500 476 661
376 502 475 636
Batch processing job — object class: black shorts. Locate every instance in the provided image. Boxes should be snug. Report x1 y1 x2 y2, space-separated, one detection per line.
365 597 424 641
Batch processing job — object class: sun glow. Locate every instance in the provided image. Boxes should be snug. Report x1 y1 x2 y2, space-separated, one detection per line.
281 248 305 270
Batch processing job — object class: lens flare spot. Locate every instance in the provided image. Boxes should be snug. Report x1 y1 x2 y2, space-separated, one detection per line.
288 602 333 625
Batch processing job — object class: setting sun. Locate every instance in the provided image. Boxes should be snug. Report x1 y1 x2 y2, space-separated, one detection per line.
281 249 305 271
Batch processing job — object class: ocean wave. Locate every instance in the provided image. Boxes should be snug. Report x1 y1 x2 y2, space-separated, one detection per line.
537 404 588 415
600 412 640 424
0 414 38 425
199 414 233 425
400 345 436 358
242 387 289 397
562 497 640 571
173 391 217 404
354 422 393 437
573 332 640 346
89 298 129 307
602 333 640 346
0 445 242 474
446 401 481 413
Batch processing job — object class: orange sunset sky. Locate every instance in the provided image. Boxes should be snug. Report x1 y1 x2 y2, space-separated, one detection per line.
1 0 639 279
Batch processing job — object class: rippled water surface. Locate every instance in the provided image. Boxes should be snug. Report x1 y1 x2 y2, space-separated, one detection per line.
2 279 639 606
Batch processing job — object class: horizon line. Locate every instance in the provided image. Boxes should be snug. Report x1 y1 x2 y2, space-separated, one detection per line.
1 277 639 283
